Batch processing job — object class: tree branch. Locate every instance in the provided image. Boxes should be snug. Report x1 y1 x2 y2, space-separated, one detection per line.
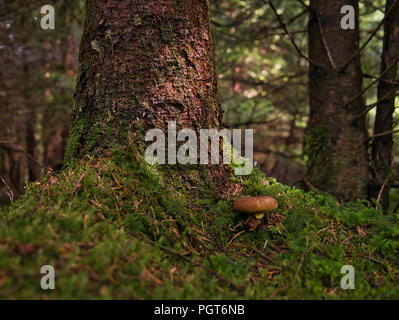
316 11 336 69
367 129 399 141
344 58 399 109
295 0 310 10
264 0 322 68
341 0 399 70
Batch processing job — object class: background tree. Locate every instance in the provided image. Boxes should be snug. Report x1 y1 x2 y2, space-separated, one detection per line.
0 0 82 201
212 0 309 184
305 0 369 200
370 0 399 211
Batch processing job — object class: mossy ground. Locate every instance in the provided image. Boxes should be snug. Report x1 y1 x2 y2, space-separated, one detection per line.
1 148 399 299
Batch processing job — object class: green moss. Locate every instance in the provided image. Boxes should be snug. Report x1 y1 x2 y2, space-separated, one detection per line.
1 148 399 299
64 117 87 166
160 21 173 43
304 124 328 170
304 124 338 188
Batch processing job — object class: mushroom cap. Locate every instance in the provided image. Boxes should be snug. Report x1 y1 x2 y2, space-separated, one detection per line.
233 196 278 214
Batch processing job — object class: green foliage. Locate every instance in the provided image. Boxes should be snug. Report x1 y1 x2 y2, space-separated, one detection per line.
1 150 399 299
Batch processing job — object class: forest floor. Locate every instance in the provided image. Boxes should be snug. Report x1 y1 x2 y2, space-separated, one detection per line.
1 147 399 299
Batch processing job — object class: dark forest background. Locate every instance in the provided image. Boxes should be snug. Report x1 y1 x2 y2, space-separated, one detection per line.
1 0 398 208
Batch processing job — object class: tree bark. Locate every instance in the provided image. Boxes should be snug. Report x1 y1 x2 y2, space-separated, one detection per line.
370 0 399 212
65 0 221 163
306 0 369 200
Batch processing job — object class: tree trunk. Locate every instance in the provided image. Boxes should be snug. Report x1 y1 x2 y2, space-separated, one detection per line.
23 63 40 182
65 0 221 164
306 0 369 200
370 0 399 212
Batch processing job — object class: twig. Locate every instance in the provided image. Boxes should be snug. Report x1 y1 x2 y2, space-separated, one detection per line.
295 0 310 10
253 246 273 262
291 237 309 286
0 176 14 202
344 58 399 110
393 201 399 214
265 0 322 68
358 253 384 265
229 230 245 244
150 206 160 234
367 129 399 141
126 230 246 295
302 176 319 192
363 73 399 85
376 176 390 209
266 287 286 300
214 27 307 42
0 141 47 169
355 86 399 120
316 11 336 69
71 171 87 194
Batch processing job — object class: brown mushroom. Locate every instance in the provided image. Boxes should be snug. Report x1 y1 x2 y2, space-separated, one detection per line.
233 196 278 219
